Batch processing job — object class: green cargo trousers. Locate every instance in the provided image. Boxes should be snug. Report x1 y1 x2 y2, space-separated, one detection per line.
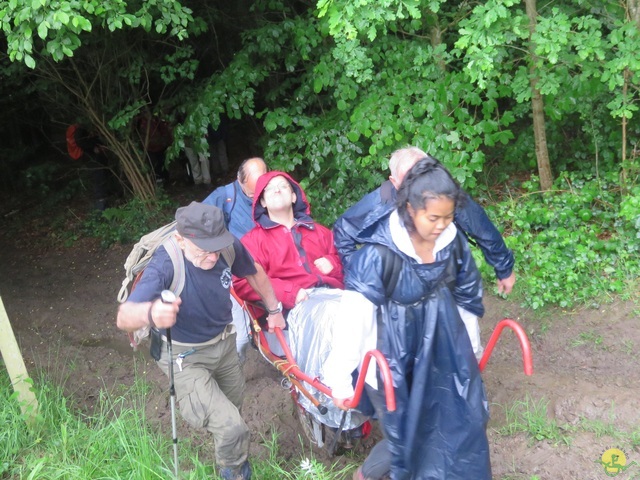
157 330 250 469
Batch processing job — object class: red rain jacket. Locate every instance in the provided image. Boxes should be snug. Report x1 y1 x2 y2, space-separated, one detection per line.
233 171 343 309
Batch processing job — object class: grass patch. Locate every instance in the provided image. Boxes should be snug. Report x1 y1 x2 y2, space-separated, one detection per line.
579 407 640 450
497 395 572 446
569 330 605 350
0 361 357 479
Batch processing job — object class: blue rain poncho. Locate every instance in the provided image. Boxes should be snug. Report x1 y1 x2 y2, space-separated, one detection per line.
338 213 491 479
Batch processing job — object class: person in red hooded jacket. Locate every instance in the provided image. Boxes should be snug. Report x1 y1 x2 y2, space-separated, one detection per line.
235 173 371 435
232 171 343 311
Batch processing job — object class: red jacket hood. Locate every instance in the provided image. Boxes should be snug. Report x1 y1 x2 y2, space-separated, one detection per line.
252 171 313 228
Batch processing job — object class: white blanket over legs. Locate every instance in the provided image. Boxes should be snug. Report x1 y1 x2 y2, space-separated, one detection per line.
287 287 369 430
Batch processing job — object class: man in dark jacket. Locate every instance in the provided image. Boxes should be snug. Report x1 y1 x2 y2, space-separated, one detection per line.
333 146 516 295
67 123 111 211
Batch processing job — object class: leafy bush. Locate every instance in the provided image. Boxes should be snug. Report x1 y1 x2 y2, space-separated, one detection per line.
82 194 178 247
20 161 83 206
484 172 639 309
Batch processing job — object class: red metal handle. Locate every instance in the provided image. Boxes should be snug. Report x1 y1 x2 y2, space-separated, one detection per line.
273 327 397 412
478 318 533 376
344 350 396 412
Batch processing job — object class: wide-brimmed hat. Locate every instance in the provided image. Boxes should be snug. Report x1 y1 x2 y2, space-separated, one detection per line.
175 202 234 252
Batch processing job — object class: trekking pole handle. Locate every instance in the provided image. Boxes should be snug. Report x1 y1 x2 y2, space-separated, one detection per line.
161 290 176 350
161 290 177 304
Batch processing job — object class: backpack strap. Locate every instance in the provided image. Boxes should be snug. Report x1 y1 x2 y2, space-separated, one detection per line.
228 181 238 219
117 220 179 303
374 244 403 298
163 235 186 297
220 243 236 268
222 182 238 226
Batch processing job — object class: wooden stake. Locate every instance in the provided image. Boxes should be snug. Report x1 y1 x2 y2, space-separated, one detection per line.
0 295 39 423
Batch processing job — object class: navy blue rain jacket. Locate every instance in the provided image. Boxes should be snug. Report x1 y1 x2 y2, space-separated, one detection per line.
334 180 515 280
346 220 491 480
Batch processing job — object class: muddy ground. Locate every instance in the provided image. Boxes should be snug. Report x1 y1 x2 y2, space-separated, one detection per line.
0 187 638 480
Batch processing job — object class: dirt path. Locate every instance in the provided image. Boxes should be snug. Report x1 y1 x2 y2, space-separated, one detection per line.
0 224 638 479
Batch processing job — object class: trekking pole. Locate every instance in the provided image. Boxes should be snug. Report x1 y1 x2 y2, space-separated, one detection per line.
161 290 179 480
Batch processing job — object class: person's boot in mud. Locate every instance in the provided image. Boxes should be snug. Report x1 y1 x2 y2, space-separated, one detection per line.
218 460 252 480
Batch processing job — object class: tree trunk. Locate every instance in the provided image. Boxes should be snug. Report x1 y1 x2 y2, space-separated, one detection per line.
39 56 158 204
621 0 640 192
525 0 553 190
429 19 447 72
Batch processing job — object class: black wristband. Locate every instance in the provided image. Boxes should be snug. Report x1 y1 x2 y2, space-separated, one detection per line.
267 301 283 315
147 301 157 329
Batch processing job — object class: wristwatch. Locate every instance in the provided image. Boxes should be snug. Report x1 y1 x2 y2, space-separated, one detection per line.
267 301 283 315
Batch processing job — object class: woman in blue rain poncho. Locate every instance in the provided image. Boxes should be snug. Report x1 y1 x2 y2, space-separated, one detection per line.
323 159 491 480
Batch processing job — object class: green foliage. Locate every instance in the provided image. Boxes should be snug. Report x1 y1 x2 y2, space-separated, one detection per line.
0 362 358 479
455 0 640 149
620 185 640 230
0 362 180 479
0 363 26 477
499 395 571 445
21 161 83 204
214 1 523 225
317 0 426 41
2 0 638 221
0 0 195 67
82 194 178 247
486 172 640 309
199 0 637 229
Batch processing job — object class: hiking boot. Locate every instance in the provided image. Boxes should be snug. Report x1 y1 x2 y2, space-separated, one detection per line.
218 460 252 480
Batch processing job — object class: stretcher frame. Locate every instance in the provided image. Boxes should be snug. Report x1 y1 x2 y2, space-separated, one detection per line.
231 289 534 453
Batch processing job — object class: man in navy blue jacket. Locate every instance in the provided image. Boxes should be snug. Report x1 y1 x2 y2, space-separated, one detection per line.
333 146 516 295
202 157 267 238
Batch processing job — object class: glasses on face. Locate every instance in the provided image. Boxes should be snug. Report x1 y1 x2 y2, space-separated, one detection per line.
187 243 218 259
263 182 291 194
193 250 217 259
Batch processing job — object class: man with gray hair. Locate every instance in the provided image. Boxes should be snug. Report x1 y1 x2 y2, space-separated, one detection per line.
117 202 285 480
333 146 516 295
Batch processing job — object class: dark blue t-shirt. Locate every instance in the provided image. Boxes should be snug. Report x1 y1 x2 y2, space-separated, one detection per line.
128 237 256 343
